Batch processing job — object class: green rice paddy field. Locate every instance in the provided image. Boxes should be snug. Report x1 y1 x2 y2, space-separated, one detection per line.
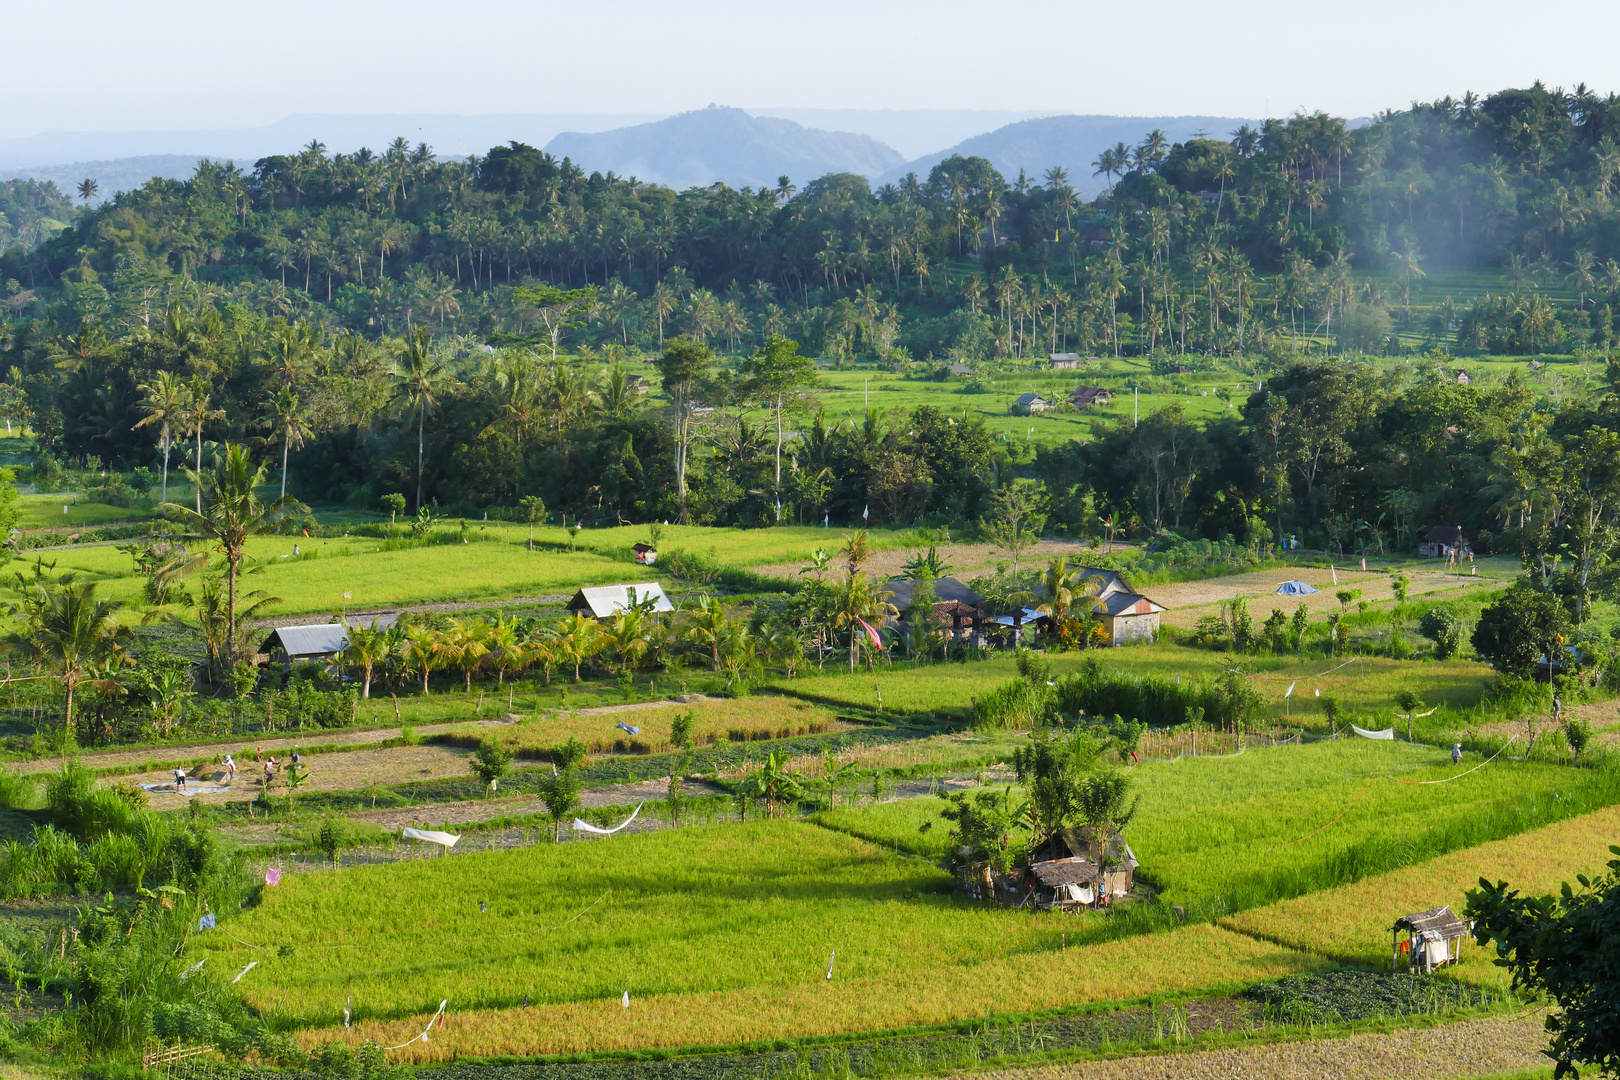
192 738 1620 1061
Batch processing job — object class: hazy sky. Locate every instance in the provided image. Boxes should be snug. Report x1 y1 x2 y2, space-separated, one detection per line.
4 0 1619 139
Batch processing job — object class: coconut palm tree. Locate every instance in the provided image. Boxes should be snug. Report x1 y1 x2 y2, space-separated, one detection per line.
263 386 314 500
832 574 897 673
554 612 604 682
159 444 306 665
402 622 446 694
133 371 190 504
391 328 448 512
439 618 491 691
5 575 130 741
340 618 397 699
178 383 225 513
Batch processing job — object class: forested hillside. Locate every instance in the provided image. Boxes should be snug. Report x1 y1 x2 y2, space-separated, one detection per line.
0 83 1618 580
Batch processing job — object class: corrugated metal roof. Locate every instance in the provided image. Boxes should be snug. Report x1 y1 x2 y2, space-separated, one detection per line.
265 624 349 657
566 583 674 618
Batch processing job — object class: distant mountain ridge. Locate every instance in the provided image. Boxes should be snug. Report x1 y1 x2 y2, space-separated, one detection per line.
545 107 905 190
883 114 1261 196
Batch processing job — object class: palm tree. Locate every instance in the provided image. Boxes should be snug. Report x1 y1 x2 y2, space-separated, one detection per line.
178 383 226 513
159 445 306 666
392 328 448 513
439 618 491 691
341 619 397 699
263 387 314 500
554 612 604 682
76 178 98 205
685 595 729 670
133 371 190 505
832 574 896 673
5 575 131 740
402 622 445 693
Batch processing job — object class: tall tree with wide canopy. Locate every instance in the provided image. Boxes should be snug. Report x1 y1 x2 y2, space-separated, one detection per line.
656 336 713 523
741 334 819 496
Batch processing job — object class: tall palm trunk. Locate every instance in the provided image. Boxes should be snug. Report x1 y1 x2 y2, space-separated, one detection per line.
416 404 427 512
195 431 203 513
281 431 290 500
159 427 170 504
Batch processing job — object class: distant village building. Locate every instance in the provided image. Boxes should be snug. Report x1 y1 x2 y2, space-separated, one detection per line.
1075 567 1165 645
1049 353 1083 369
1069 386 1113 409
1453 369 1471 385
1010 393 1053 416
1418 526 1471 559
1193 190 1221 205
625 375 650 394
947 363 973 377
566 583 674 618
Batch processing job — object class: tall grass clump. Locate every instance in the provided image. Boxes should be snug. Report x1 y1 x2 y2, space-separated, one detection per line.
1052 661 1256 729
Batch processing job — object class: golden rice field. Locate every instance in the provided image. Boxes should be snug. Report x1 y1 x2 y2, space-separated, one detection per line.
441 696 843 755
301 923 1320 1062
1220 802 1620 984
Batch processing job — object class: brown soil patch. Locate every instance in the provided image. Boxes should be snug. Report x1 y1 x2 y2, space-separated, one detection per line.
754 540 1132 583
1152 566 1494 629
981 1013 1548 1080
130 744 477 810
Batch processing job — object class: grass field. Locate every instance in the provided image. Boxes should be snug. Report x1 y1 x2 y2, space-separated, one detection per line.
780 645 1497 724
15 493 148 529
33 523 929 616
197 820 1067 1026
813 740 1620 914
1221 802 1620 985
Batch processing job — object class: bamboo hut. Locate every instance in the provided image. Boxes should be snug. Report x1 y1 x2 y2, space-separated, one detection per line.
1391 905 1470 972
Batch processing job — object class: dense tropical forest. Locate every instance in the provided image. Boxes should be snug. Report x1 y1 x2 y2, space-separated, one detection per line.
1 83 1619 581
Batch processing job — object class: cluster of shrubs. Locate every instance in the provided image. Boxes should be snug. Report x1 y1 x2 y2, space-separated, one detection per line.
973 652 1263 733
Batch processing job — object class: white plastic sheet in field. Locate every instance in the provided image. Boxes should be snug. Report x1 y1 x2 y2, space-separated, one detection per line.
1351 725 1395 740
402 827 460 847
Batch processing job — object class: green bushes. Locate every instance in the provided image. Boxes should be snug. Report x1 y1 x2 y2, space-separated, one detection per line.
971 678 1047 729
1052 662 1258 730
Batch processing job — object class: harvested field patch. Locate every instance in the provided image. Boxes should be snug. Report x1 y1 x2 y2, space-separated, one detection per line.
1153 566 1492 629
977 1013 1549 1080
1221 803 1620 982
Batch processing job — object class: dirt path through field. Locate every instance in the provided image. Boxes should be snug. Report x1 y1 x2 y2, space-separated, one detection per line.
979 1013 1547 1080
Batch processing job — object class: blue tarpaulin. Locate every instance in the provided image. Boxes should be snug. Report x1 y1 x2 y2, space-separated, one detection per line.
1275 580 1319 596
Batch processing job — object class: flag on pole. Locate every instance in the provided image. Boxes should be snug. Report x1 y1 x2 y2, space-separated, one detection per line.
1284 681 1296 699
862 505 870 522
